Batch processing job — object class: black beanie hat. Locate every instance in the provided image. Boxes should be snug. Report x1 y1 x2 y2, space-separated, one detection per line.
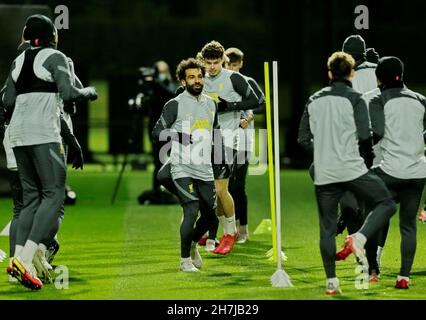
376 56 404 84
22 14 56 46
342 35 366 59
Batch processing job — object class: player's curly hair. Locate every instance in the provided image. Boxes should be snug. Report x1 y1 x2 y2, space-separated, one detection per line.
327 51 355 78
176 58 206 81
201 40 225 60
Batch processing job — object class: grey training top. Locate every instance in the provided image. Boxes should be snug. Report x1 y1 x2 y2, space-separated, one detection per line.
239 75 266 153
60 57 84 134
3 47 94 147
298 80 370 185
363 88 382 167
369 86 426 179
203 68 259 150
352 61 377 94
152 90 219 181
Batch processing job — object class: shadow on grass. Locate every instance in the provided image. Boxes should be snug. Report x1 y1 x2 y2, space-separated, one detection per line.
0 285 92 300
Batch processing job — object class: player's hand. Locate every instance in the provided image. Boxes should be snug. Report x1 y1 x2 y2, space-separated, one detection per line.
67 138 84 170
217 97 229 112
239 118 249 129
87 87 98 101
0 249 6 262
72 150 84 170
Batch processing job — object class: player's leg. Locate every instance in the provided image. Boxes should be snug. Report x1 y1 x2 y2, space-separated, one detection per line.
13 147 41 255
205 204 219 252
40 142 69 267
364 219 390 282
192 179 218 266
196 203 209 247
193 180 217 235
25 143 66 244
23 144 66 284
213 177 237 255
367 168 399 277
315 183 344 294
339 191 364 234
7 170 23 283
195 182 219 251
337 194 365 263
375 221 390 270
194 160 220 250
212 193 225 251
45 236 61 264
8 170 23 258
396 178 425 288
229 155 249 244
364 228 381 281
13 143 65 286
181 201 201 271
342 171 396 271
215 146 238 224
35 213 62 280
173 177 201 272
10 146 43 289
39 201 64 266
215 178 234 220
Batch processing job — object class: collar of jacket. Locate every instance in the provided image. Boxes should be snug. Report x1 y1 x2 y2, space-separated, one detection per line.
379 81 405 92
330 78 353 88
183 89 204 101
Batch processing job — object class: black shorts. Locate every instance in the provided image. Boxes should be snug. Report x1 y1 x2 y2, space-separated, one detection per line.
213 147 237 180
173 177 216 208
213 163 232 180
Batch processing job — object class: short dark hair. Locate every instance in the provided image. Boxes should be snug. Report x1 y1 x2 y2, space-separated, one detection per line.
176 58 206 81
327 51 355 78
201 40 225 60
225 47 244 64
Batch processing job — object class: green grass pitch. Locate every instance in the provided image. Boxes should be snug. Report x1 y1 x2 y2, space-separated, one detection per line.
1 168 426 300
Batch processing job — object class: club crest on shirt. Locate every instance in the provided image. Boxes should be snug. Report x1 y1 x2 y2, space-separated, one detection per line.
205 92 220 102
191 119 211 132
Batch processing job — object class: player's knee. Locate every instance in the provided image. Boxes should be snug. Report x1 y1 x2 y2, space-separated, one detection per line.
382 198 397 216
183 200 199 216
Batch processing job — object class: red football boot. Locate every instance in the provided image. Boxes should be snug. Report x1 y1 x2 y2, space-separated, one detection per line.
219 234 238 255
213 235 226 254
336 247 352 261
11 257 43 290
395 278 409 289
198 236 208 246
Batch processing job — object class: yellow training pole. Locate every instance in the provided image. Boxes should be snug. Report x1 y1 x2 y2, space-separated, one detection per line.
264 62 277 262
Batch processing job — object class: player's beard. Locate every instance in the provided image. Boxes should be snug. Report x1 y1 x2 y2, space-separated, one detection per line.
186 82 203 96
